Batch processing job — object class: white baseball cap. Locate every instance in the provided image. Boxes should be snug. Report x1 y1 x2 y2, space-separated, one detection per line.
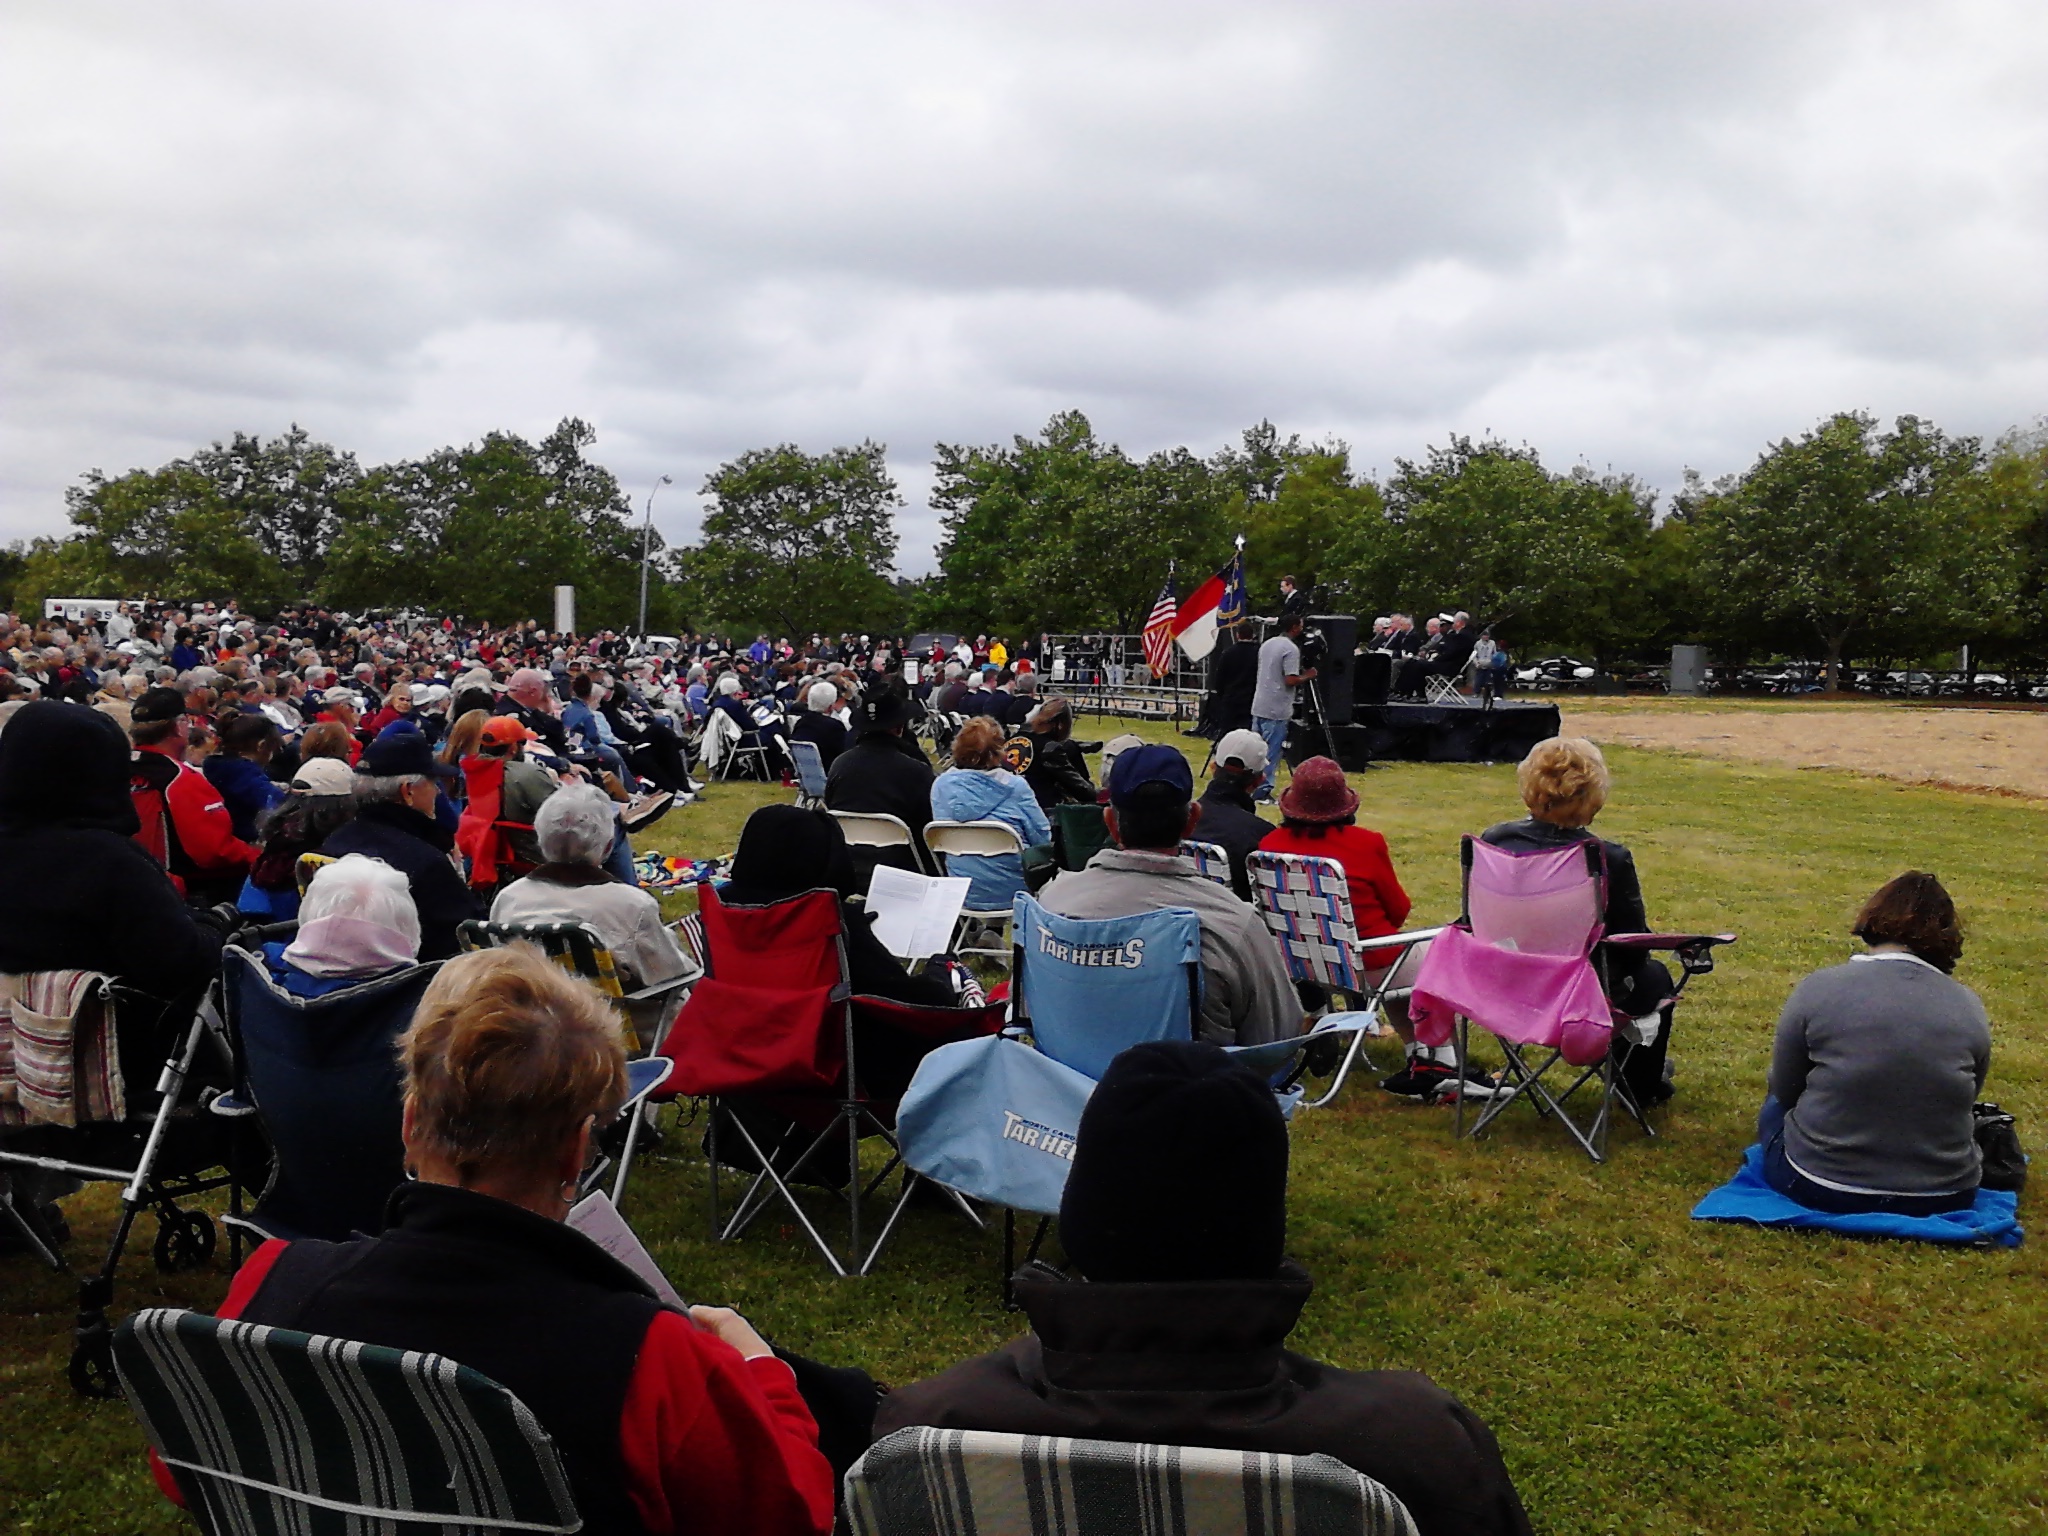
1215 727 1270 774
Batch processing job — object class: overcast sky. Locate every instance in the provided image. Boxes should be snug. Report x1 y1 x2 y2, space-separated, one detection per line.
4 1 2045 573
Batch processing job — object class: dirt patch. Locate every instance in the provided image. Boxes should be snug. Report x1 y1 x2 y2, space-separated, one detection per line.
1559 703 2048 804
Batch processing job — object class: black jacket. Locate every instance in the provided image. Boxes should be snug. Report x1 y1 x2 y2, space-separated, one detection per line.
320 799 480 961
1193 778 1273 901
1020 732 1095 810
824 733 933 878
790 711 849 771
875 1262 1531 1536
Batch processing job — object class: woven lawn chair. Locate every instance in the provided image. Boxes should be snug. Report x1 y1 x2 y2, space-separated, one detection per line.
1407 835 1734 1161
1245 851 1443 1109
292 851 336 895
1179 839 1234 888
846 1426 1419 1536
791 737 831 808
115 1308 580 1535
1 970 235 1397
925 818 1028 965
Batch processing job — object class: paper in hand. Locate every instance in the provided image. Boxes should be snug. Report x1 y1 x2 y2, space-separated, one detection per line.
865 864 972 959
567 1190 688 1311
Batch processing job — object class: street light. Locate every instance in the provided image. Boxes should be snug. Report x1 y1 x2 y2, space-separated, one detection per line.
636 474 674 638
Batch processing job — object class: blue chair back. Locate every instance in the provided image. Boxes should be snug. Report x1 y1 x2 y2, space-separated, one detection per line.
790 737 830 802
224 948 442 1242
1011 896 1202 1080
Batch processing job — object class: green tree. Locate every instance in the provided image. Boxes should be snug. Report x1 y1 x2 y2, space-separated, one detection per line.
1690 412 1992 688
1959 422 2048 666
688 441 904 638
0 542 29 613
1233 446 1383 606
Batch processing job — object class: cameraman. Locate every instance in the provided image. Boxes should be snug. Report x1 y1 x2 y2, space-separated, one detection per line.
1249 613 1316 803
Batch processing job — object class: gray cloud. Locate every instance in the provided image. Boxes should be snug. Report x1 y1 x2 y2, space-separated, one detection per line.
4 0 2044 572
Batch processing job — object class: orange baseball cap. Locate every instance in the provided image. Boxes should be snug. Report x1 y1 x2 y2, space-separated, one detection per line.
480 715 539 748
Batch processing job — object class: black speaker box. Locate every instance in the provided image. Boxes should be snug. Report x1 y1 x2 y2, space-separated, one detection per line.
1307 614 1357 725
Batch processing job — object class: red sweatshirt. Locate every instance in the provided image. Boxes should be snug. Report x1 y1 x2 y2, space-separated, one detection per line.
1258 823 1412 939
136 744 256 877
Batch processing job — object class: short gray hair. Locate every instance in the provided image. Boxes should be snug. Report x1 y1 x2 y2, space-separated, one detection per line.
535 782 616 867
354 774 424 805
806 681 839 712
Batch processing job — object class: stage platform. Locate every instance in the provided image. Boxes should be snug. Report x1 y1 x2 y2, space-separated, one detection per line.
1287 701 1563 769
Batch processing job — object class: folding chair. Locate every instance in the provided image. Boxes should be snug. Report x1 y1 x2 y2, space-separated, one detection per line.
453 755 537 893
706 707 773 781
925 818 1027 964
1409 835 1734 1161
1 971 236 1397
1050 800 1111 871
847 1427 1419 1536
1423 672 1472 706
655 884 1000 1274
1179 838 1234 887
830 809 936 875
790 736 831 808
114 1308 580 1535
1246 851 1443 1109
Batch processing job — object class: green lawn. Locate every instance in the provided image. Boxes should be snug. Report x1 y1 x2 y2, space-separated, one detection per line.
5 716 2044 1534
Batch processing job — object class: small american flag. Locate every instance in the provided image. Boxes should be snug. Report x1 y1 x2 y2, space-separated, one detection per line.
1142 578 1178 679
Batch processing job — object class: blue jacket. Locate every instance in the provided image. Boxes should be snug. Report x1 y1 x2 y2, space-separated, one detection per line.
929 768 1050 909
204 753 287 842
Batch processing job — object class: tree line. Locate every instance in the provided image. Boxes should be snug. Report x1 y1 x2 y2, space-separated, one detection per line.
6 408 2045 682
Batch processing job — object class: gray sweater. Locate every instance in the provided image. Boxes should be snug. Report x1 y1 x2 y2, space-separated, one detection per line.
1769 954 1990 1196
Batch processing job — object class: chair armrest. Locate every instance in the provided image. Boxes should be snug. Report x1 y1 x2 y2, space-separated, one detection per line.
1601 932 1736 950
1353 926 1444 956
622 1056 673 1108
621 975 697 1005
207 1092 259 1119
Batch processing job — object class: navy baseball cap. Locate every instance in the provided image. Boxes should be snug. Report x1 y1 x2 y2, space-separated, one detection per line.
359 721 458 779
1106 743 1194 808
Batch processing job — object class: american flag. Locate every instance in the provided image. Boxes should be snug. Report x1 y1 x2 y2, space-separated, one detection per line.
1142 578 1178 679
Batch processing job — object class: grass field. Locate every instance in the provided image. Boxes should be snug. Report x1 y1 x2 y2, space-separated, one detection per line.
5 713 2044 1534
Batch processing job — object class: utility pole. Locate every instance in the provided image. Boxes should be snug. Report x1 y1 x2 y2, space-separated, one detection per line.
636 474 674 637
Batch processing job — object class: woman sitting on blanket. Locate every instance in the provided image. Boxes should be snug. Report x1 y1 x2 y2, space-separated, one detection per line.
1755 871 1990 1216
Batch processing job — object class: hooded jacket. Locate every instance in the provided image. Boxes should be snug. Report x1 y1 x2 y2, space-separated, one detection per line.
928 766 1050 909
0 702 222 1005
875 1262 1531 1536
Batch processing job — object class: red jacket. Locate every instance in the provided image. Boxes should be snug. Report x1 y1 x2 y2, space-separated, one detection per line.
1258 823 1412 939
135 744 256 878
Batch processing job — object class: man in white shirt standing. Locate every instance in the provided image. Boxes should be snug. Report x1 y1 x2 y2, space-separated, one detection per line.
1248 613 1315 803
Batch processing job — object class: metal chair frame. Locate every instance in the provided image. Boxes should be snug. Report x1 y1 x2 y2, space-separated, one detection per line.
924 818 1027 965
1178 838 1234 888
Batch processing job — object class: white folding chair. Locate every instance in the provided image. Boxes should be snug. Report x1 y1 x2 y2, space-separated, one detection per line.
829 809 935 875
1179 838 1234 888
1246 850 1442 1109
924 819 1026 965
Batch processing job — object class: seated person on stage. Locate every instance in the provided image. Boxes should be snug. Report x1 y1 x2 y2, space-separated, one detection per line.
172 946 847 1536
928 717 1051 911
490 782 698 992
1395 616 1446 696
1016 695 1096 810
874 1040 1532 1536
1191 727 1273 900
262 854 420 1000
790 680 850 770
1756 871 1990 1215
823 690 934 881
1038 744 1300 1047
1481 737 1676 1104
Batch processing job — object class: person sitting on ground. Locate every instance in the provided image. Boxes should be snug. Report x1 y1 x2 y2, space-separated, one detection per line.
875 1039 1533 1536
1016 695 1096 810
262 854 422 1000
823 690 934 884
129 685 259 905
1192 727 1274 900
1756 871 1990 1215
239 756 361 919
928 716 1052 911
790 680 850 771
175 945 842 1535
1481 737 1675 1104
1038 744 1300 1047
319 726 478 961
203 709 288 843
490 782 698 993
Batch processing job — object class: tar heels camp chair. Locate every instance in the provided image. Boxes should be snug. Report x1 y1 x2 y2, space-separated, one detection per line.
1179 839 1235 889
791 737 831 808
925 818 1030 966
1407 836 1733 1162
115 1308 580 1536
1246 851 1444 1109
846 1427 1420 1536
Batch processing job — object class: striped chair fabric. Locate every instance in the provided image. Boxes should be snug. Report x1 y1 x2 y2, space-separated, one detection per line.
114 1307 580 1535
846 1426 1418 1536
0 971 123 1128
1178 840 1234 888
459 919 626 998
1247 853 1370 993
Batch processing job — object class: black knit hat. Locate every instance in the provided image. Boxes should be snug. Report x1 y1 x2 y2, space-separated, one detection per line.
1058 1039 1288 1283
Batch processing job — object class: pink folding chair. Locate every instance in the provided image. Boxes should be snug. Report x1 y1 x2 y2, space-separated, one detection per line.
1408 835 1733 1160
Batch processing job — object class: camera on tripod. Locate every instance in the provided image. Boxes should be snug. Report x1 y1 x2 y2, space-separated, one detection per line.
1296 624 1329 674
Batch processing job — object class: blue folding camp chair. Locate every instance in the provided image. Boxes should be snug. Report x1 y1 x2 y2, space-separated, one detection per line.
790 737 831 808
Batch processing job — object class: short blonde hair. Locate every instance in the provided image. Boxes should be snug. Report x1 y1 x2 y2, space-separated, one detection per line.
400 946 626 1181
951 716 1007 771
1516 737 1610 828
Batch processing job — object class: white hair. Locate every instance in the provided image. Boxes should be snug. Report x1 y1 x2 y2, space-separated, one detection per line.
299 854 421 954
716 675 742 696
535 782 617 867
807 681 840 712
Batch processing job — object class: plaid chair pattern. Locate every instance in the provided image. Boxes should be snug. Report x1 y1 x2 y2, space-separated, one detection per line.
1179 839 1234 888
0 972 124 1128
115 1308 580 1536
846 1427 1419 1536
1247 853 1371 993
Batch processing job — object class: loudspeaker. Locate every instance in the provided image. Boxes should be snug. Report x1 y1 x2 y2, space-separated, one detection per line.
1353 650 1391 709
1307 614 1357 725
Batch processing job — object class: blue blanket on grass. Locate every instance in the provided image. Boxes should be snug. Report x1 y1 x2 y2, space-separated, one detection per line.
1692 1144 2022 1248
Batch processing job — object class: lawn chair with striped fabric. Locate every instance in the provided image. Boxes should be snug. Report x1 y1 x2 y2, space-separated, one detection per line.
1179 838 1233 888
790 737 831 808
845 1426 1419 1536
114 1307 581 1536
1246 851 1443 1110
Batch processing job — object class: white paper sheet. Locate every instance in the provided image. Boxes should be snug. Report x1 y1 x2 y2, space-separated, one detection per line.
865 864 972 959
567 1190 688 1310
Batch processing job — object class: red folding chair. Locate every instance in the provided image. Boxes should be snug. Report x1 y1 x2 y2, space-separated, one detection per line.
454 756 536 894
654 884 1001 1274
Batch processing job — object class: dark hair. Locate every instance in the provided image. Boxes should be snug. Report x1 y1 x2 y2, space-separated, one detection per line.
219 710 281 758
1114 781 1191 850
571 673 593 700
1279 612 1304 634
1278 814 1351 838
1852 871 1964 973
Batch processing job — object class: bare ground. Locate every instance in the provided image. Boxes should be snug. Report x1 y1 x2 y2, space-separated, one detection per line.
1559 700 2048 804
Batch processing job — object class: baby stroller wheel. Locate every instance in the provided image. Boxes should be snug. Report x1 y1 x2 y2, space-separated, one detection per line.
152 1209 216 1273
69 1329 118 1399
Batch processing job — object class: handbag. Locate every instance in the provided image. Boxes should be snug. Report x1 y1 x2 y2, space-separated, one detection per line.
1974 1102 2027 1194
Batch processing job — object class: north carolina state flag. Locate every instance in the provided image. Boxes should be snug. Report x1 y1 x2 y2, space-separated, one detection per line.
1172 551 1248 661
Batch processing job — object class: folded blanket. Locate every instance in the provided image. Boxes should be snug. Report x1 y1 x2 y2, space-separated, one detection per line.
1692 1144 2022 1248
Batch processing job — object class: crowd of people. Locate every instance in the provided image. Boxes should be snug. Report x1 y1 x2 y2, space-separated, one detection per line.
0 596 2011 1536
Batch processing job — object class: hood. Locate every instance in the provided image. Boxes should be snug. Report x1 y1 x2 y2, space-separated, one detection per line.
936 767 1024 819
1012 1260 1313 1393
0 700 140 836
